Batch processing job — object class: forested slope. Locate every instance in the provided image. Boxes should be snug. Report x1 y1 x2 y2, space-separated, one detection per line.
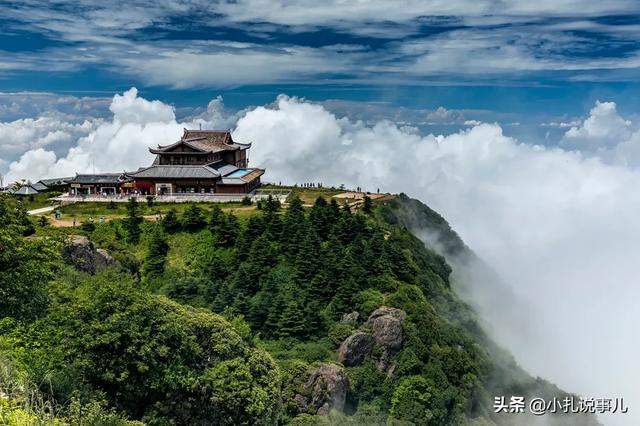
0 193 598 425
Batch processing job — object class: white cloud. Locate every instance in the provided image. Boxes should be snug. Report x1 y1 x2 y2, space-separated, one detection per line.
563 101 633 149
3 88 230 183
560 100 640 167
0 116 98 160
217 0 640 26
3 1 640 89
424 106 467 125
116 44 354 88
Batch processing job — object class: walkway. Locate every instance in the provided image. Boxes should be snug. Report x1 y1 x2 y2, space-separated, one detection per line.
27 205 56 216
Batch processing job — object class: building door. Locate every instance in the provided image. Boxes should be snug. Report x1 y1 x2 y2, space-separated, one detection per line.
156 183 171 195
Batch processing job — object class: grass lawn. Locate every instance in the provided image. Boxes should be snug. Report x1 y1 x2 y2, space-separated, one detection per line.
9 193 60 210
53 200 250 220
262 184 344 205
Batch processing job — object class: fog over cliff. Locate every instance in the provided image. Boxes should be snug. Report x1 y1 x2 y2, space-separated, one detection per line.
4 89 639 425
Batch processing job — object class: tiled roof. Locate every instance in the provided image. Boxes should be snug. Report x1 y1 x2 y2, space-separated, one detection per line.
151 129 251 154
219 168 265 185
12 185 39 195
38 177 72 186
67 174 124 184
31 182 48 191
208 160 239 176
127 165 221 179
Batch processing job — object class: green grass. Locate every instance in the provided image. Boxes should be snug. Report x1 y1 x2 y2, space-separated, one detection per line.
53 200 249 220
9 193 59 210
261 184 343 205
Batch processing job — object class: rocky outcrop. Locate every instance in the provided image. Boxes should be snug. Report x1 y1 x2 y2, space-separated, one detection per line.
338 331 374 366
365 306 406 373
62 235 118 274
301 363 349 416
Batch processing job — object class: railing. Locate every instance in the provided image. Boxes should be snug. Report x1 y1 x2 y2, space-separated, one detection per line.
52 190 291 204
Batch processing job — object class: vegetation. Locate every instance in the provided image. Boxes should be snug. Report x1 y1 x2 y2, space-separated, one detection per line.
0 191 587 425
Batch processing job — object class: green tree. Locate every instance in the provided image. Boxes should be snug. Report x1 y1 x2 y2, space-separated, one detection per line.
142 225 169 278
0 195 60 320
81 219 95 232
209 205 224 234
124 197 142 244
278 298 307 338
389 376 434 423
161 208 179 233
14 271 282 424
181 203 205 231
362 195 373 214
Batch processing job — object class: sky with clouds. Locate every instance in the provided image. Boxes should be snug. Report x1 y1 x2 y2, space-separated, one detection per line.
2 2 640 425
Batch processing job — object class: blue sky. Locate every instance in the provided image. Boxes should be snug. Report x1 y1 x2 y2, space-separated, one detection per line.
1 0 640 121
1 0 640 168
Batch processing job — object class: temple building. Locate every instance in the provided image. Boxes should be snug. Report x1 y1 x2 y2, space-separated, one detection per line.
128 129 264 195
65 129 264 197
67 173 130 196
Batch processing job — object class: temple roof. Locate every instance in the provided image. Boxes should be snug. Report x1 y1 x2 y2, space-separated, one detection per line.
12 185 39 195
220 168 265 185
150 129 251 155
31 181 49 191
127 165 221 179
38 177 72 186
67 173 126 184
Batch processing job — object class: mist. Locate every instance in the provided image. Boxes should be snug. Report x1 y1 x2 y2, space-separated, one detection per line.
5 90 639 425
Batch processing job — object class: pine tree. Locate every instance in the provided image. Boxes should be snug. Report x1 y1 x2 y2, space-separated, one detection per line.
209 205 224 234
236 215 265 259
161 209 179 233
309 196 331 239
143 225 169 278
124 197 142 244
294 227 321 281
362 195 373 214
217 213 240 247
181 203 205 231
263 195 281 214
278 298 306 338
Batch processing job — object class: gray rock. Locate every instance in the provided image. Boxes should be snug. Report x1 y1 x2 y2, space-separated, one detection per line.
338 331 374 366
96 249 119 268
365 306 407 373
62 235 118 274
341 311 360 324
304 363 349 415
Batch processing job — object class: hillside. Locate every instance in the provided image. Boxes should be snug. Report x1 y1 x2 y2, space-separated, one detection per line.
0 191 599 425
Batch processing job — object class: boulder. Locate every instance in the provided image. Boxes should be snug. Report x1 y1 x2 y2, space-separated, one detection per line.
62 235 118 274
304 363 349 415
96 249 119 268
365 306 406 373
338 331 374 366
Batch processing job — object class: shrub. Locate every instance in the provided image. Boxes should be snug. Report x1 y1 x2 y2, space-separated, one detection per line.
80 219 95 232
328 322 355 347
